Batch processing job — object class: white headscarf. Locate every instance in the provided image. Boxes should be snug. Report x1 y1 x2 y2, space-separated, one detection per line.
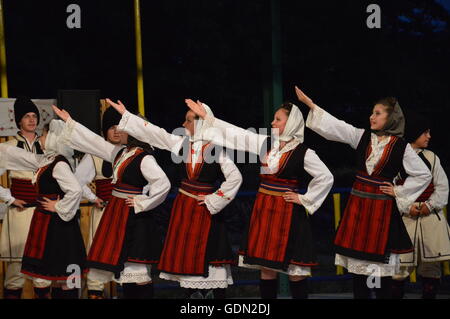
45 119 74 164
276 103 304 144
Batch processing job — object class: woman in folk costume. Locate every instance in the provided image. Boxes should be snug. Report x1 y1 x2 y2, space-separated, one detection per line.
74 107 122 299
0 97 44 299
185 98 334 299
390 112 450 299
295 86 432 299
52 105 170 299
107 99 242 299
0 120 86 299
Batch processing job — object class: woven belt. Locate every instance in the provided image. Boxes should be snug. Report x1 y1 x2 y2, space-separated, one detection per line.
350 188 392 200
178 188 200 200
258 188 289 197
111 190 139 199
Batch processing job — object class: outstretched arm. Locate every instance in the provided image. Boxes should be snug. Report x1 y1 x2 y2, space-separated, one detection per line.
185 99 269 155
111 104 184 154
52 105 123 163
296 86 365 149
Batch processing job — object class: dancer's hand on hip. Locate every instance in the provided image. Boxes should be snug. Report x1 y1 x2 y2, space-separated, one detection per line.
282 191 302 205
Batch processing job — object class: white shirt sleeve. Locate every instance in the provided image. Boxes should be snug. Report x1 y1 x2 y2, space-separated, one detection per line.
118 111 184 154
133 155 171 213
394 144 433 214
204 115 269 156
426 154 449 212
75 155 96 186
74 155 98 202
298 149 334 215
82 185 97 203
0 144 51 171
204 151 243 215
305 104 365 149
0 168 15 205
62 118 123 163
53 161 83 221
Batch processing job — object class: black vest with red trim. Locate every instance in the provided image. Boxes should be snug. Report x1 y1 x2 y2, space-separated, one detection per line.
356 130 407 179
36 156 71 197
113 148 151 189
177 143 225 185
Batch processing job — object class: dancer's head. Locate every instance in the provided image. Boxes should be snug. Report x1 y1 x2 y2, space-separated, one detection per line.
271 102 305 143
370 97 404 137
14 96 40 133
271 103 292 136
404 112 431 149
183 110 198 137
102 107 122 145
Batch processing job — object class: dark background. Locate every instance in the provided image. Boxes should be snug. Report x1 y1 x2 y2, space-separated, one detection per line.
2 1 450 286
3 0 450 187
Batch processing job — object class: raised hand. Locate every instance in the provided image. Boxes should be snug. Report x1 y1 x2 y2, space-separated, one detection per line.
106 98 127 115
295 86 315 109
185 99 207 119
52 105 71 122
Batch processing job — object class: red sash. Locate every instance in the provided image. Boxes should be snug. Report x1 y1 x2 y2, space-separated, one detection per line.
10 178 38 204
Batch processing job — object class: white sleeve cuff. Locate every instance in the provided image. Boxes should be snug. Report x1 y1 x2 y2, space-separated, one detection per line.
298 194 317 215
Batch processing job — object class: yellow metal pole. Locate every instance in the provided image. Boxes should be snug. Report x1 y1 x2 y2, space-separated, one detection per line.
443 207 450 276
134 0 145 115
333 193 344 275
0 0 8 98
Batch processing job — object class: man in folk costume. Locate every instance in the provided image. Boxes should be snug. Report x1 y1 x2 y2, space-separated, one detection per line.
185 98 334 299
0 120 86 299
296 86 432 299
0 97 43 299
52 105 170 299
74 107 122 299
107 99 242 299
391 112 450 299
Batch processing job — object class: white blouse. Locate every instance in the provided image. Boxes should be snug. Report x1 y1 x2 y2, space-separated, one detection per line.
117 111 243 214
0 144 82 221
200 114 334 215
62 118 170 213
306 104 432 214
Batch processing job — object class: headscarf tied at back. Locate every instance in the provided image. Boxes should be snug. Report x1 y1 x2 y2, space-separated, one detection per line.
372 101 405 137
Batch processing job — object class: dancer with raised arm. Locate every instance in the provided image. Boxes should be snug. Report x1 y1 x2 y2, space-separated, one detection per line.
296 86 432 299
184 98 334 299
107 99 242 299
52 105 170 299
0 120 85 299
